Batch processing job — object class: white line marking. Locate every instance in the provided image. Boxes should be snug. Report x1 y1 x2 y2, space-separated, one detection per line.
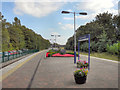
80 55 119 63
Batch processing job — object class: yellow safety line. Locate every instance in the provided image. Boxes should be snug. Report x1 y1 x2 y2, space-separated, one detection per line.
0 51 41 81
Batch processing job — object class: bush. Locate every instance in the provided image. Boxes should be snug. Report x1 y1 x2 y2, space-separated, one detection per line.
66 52 74 55
90 41 98 52
80 42 88 52
60 49 66 55
97 41 107 52
107 42 119 55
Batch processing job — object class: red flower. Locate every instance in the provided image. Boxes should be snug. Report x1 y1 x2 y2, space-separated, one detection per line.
84 61 86 64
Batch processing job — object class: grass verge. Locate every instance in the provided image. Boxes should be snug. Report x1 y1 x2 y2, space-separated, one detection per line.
66 50 119 61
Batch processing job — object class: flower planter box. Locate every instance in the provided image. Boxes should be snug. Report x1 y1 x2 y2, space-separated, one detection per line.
74 75 87 84
77 60 88 69
77 65 83 68
46 52 50 57
77 65 88 68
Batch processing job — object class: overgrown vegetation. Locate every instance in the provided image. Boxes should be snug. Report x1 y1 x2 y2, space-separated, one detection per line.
1 12 50 51
65 12 120 56
66 50 118 61
106 42 119 55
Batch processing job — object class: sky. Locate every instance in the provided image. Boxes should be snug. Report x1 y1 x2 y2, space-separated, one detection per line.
1 0 119 45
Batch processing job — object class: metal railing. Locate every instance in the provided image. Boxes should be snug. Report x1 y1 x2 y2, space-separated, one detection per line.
1 49 39 63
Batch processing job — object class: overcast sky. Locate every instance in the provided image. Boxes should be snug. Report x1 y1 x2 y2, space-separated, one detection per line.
1 0 119 45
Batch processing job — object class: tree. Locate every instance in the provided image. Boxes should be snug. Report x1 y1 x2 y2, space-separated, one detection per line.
95 12 117 43
2 28 11 51
65 12 118 53
13 17 21 26
1 12 50 51
97 30 108 52
1 13 12 51
113 15 120 41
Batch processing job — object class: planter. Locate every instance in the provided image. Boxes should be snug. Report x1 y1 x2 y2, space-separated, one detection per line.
77 64 83 68
74 75 87 84
77 65 82 68
84 66 88 68
46 52 49 57
77 65 88 68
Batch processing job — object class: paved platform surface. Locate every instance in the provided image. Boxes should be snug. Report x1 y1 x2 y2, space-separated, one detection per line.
1 50 119 88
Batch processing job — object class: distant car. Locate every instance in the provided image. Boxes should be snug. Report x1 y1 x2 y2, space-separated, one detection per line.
12 50 17 54
8 51 13 55
4 51 10 56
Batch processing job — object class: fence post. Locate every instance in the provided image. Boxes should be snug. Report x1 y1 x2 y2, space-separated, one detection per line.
2 52 4 62
16 52 17 58
21 52 22 56
8 51 9 61
13 53 14 59
18 51 19 57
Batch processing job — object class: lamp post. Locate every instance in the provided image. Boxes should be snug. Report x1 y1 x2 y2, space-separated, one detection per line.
61 11 87 64
50 38 56 49
51 34 61 48
50 39 53 49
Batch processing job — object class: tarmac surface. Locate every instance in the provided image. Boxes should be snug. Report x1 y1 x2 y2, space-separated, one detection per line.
1 50 119 88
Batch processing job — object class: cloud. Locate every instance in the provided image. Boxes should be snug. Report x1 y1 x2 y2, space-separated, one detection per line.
76 14 95 20
62 0 118 21
78 0 114 12
63 17 73 20
58 22 79 30
62 24 74 30
58 22 73 30
51 32 60 35
76 0 118 20
67 9 73 12
12 0 86 2
77 9 118 20
57 36 67 45
63 12 95 21
13 2 64 18
58 22 62 25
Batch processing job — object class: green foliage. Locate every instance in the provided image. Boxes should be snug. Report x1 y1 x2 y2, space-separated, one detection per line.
65 12 119 55
97 30 108 52
80 42 88 52
47 49 60 56
77 60 88 68
59 49 66 55
106 42 119 55
74 68 88 77
66 52 74 55
65 37 74 50
2 28 10 51
66 51 79 56
48 49 60 53
90 41 98 52
48 53 54 57
1 12 50 51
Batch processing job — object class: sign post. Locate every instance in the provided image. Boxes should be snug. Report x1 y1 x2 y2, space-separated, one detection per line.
78 34 90 70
